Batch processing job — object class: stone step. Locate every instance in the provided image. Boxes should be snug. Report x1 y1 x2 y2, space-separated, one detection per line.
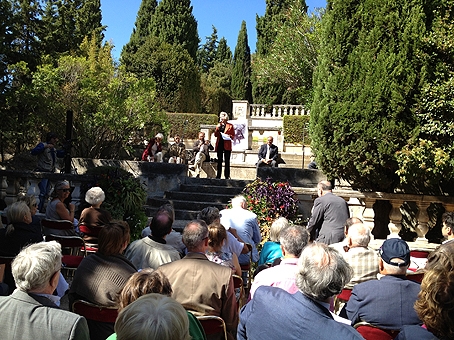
164 191 232 204
147 197 227 213
179 184 244 196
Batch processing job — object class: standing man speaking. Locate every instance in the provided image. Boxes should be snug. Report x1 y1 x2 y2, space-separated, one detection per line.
306 181 350 245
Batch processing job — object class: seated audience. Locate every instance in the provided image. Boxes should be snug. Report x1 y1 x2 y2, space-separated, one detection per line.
114 294 191 340
346 238 422 329
157 220 238 338
125 209 180 270
79 187 112 243
441 211 454 244
168 134 186 164
250 225 309 299
257 217 288 266
69 221 137 340
16 193 41 228
141 204 186 256
238 243 362 340
206 222 241 276
44 180 77 235
198 206 248 256
191 131 214 178
397 269 454 340
106 269 205 340
256 136 278 170
142 133 163 162
330 217 364 252
0 241 89 339
425 240 454 271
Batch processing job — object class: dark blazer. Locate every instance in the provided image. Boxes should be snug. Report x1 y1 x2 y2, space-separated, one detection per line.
0 290 89 340
306 192 350 244
346 275 422 330
214 123 234 151
257 143 278 162
238 286 363 340
397 325 439 340
0 222 43 256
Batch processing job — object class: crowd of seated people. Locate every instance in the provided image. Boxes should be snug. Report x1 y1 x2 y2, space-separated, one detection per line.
3 184 454 340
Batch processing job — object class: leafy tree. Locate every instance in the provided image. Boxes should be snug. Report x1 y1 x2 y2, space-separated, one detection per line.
201 60 232 113
0 0 15 97
231 21 252 102
197 26 218 73
121 0 157 67
311 0 426 192
253 0 319 105
150 0 199 60
216 37 232 63
126 36 201 113
31 37 166 159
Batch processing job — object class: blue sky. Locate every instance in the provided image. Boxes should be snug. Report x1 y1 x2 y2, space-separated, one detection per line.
101 0 326 61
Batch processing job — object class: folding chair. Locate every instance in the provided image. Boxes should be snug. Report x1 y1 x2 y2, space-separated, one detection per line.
197 316 227 340
72 300 118 323
0 255 15 294
41 218 74 237
240 243 253 293
46 234 87 280
333 288 352 314
354 321 399 340
78 224 101 253
232 274 244 310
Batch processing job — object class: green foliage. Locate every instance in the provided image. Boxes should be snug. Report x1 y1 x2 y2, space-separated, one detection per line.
253 1 321 106
231 21 252 102
283 115 310 144
197 26 218 73
166 112 218 139
126 36 201 113
216 38 232 62
201 60 233 114
242 178 299 240
311 0 425 192
84 166 148 241
150 0 199 60
30 36 166 159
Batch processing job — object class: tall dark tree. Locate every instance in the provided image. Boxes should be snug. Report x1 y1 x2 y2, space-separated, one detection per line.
253 0 302 105
231 21 252 102
216 37 232 63
197 25 218 73
150 0 199 60
311 0 426 192
120 0 157 66
0 0 15 96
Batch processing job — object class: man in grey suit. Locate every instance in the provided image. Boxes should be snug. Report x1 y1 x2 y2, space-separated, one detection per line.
0 241 89 340
306 180 350 244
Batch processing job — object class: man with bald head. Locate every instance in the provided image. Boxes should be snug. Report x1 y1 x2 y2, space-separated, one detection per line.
125 209 180 270
306 180 350 244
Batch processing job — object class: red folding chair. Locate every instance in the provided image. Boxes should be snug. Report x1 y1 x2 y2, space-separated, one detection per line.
334 288 352 314
197 316 227 340
46 234 87 279
354 321 399 340
72 300 118 323
41 218 74 237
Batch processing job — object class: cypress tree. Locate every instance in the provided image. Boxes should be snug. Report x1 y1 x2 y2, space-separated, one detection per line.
197 26 218 74
120 0 157 67
311 0 426 192
150 0 199 60
216 37 232 63
231 20 252 102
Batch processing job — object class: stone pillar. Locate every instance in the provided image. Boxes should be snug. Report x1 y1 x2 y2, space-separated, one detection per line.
388 199 403 238
361 198 376 234
0 176 7 207
415 201 431 241
27 178 41 205
5 176 20 206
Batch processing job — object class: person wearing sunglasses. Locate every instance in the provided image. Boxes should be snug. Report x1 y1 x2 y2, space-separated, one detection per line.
45 180 77 236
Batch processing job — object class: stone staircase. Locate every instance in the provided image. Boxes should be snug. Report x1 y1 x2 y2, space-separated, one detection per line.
146 177 253 231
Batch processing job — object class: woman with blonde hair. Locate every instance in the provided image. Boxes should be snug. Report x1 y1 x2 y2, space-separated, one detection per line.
258 217 288 266
44 180 77 235
206 222 241 276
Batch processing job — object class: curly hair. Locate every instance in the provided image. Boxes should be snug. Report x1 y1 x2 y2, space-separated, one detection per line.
414 269 454 339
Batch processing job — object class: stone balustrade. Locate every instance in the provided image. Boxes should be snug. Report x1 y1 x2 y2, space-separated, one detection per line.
249 104 306 118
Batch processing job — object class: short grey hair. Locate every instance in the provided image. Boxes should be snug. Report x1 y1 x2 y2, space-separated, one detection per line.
115 293 190 340
279 225 309 257
219 111 229 120
6 201 31 235
382 259 408 275
231 195 246 208
182 220 208 251
12 241 62 292
296 243 352 301
197 207 220 225
155 133 164 140
348 223 371 247
85 186 105 205
269 217 289 242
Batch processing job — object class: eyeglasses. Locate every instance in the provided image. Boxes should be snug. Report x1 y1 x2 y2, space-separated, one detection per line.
59 188 71 192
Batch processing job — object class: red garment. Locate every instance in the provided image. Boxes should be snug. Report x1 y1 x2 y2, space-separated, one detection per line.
141 138 163 161
214 123 234 151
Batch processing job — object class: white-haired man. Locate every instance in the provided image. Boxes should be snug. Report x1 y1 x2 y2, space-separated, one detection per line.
220 195 261 265
0 241 89 339
238 243 363 340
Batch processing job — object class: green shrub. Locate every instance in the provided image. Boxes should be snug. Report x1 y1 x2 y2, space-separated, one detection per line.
166 112 218 140
83 166 148 241
283 115 310 144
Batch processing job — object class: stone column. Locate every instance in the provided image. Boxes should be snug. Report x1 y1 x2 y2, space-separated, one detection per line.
415 201 431 241
361 198 376 235
388 199 403 238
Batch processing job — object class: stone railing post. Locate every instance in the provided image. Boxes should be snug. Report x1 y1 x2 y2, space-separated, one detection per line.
71 180 82 210
0 176 7 205
388 199 403 238
361 198 376 234
5 176 20 206
415 201 431 241
27 177 41 205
